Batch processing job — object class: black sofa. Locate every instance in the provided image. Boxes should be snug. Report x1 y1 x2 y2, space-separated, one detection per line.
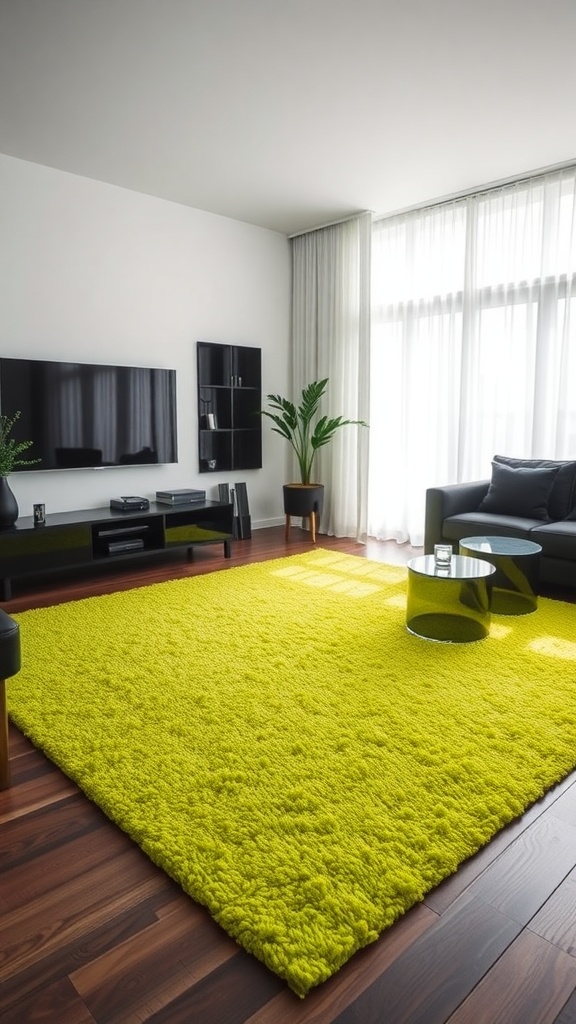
424 456 576 591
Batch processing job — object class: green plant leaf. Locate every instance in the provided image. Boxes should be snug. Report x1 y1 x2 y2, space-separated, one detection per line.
0 411 41 476
260 379 368 485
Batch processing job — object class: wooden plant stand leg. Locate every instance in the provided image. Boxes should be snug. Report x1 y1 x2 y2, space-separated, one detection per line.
285 511 317 542
0 678 9 790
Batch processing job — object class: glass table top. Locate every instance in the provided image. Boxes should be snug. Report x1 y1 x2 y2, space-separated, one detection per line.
459 535 542 556
407 554 496 580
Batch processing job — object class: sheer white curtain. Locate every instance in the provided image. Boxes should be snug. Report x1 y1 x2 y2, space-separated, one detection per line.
369 167 576 546
291 213 371 539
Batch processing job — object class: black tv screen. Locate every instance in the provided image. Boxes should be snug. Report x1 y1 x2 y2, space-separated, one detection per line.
0 357 178 471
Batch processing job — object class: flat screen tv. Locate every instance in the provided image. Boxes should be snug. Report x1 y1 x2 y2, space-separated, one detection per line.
0 357 178 471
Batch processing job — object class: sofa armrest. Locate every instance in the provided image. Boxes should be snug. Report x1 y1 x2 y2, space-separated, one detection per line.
424 481 490 553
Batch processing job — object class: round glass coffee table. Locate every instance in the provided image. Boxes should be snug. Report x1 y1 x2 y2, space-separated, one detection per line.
406 554 496 643
458 536 542 614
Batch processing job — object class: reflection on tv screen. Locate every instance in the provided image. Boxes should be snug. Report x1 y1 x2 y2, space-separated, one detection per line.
0 358 178 471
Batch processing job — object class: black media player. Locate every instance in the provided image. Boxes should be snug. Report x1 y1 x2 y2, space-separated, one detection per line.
110 496 150 512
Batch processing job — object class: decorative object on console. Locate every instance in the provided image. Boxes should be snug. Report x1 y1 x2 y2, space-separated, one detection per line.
0 410 41 529
260 378 368 541
0 478 19 531
33 503 46 527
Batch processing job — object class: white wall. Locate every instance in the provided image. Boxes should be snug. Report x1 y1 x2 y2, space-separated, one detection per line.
0 154 290 526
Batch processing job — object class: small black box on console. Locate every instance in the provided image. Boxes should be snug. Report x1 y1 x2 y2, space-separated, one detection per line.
110 496 150 512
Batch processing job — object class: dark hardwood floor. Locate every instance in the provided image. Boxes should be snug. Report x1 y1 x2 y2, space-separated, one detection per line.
2 526 576 1023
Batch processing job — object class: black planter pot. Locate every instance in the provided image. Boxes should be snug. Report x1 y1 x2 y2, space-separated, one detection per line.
283 483 324 543
0 477 18 529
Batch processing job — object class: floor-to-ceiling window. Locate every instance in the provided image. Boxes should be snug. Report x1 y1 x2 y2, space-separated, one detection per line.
368 167 576 546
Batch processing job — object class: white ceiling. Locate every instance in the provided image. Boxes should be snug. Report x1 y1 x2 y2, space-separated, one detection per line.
1 0 576 236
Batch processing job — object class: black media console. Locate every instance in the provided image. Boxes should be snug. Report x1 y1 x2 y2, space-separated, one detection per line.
0 500 234 600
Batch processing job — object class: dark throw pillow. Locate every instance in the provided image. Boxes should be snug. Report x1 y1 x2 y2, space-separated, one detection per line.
478 461 561 520
493 454 576 521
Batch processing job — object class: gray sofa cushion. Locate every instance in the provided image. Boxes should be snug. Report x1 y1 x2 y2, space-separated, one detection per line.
531 520 576 559
494 455 576 520
478 462 560 520
442 511 544 543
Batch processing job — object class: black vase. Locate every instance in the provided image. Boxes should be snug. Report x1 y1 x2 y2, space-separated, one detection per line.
0 476 19 529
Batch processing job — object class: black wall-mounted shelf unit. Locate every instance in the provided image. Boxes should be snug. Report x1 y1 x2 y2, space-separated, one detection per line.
197 342 262 474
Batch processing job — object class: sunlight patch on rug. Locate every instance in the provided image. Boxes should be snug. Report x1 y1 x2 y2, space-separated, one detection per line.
271 563 382 597
528 635 576 660
8 549 576 996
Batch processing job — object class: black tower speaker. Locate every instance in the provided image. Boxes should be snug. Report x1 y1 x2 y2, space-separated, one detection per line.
233 482 251 539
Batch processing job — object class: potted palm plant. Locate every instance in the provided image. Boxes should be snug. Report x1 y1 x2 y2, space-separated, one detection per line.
0 410 41 528
260 378 367 541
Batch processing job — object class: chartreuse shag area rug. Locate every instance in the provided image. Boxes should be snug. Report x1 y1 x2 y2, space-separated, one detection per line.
8 549 576 995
